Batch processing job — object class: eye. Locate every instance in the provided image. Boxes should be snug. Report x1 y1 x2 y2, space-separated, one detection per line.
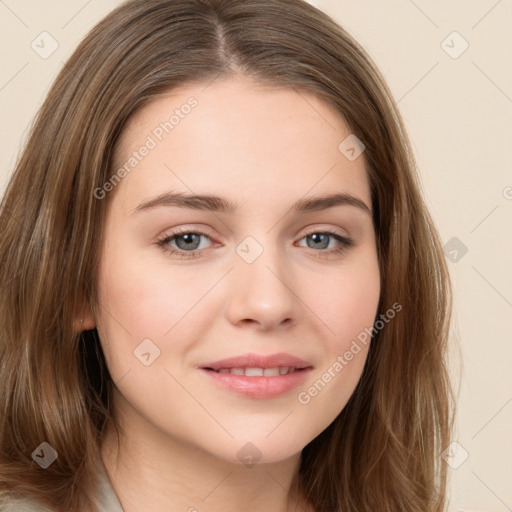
156 228 214 258
156 227 354 259
297 228 354 258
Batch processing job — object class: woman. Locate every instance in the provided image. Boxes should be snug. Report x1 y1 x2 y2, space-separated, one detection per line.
0 0 455 510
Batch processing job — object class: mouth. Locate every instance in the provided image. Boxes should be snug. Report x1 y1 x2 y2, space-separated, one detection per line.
203 366 308 376
198 353 313 399
199 352 313 373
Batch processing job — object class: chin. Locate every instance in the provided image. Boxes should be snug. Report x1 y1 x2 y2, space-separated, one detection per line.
205 435 307 468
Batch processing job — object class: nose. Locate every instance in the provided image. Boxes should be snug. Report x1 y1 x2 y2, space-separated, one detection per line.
224 239 298 331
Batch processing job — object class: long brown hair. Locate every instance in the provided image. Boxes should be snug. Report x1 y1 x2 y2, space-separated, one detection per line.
0 0 456 510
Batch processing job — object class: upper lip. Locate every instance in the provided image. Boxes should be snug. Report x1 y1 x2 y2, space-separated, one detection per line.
200 352 313 371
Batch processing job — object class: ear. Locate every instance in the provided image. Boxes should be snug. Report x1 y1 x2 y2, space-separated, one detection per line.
73 301 96 332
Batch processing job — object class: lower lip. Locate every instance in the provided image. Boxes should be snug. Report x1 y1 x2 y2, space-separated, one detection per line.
199 368 312 399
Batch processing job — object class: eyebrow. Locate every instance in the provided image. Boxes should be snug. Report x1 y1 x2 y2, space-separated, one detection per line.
131 191 372 217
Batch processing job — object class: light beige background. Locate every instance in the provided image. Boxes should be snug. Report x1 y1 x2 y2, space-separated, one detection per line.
1 1 511 510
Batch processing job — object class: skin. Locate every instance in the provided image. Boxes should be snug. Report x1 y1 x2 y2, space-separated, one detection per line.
78 75 380 512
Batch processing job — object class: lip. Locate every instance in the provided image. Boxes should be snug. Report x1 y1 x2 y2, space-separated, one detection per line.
198 352 313 399
199 367 312 399
199 352 312 371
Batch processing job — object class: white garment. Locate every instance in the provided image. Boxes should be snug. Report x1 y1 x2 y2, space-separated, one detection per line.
0 458 124 511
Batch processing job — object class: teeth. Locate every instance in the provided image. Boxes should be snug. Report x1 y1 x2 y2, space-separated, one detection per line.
246 367 263 377
214 367 298 376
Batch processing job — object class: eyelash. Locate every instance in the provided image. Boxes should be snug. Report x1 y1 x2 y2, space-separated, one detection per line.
156 226 354 260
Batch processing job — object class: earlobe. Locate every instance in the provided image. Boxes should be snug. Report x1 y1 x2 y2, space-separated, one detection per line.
73 303 96 332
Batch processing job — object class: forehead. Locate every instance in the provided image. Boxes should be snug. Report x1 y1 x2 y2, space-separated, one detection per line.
110 75 371 216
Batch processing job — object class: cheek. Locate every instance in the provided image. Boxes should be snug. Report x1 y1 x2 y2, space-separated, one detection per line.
296 252 379 417
311 250 380 348
97 242 195 332
95 241 216 380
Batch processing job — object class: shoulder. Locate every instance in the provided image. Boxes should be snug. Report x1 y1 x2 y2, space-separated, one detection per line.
0 494 55 511
0 459 123 512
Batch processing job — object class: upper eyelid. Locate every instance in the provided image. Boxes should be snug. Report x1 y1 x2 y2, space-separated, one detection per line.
159 225 352 240
159 226 353 248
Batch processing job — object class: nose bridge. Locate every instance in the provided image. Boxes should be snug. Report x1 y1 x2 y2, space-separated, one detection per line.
226 232 297 328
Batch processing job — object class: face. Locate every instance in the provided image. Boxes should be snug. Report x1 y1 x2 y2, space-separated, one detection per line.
93 75 380 465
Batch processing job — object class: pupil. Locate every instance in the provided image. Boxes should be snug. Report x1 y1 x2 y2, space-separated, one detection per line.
309 233 328 249
177 233 200 250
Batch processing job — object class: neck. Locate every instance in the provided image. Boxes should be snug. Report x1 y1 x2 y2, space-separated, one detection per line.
99 397 312 512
